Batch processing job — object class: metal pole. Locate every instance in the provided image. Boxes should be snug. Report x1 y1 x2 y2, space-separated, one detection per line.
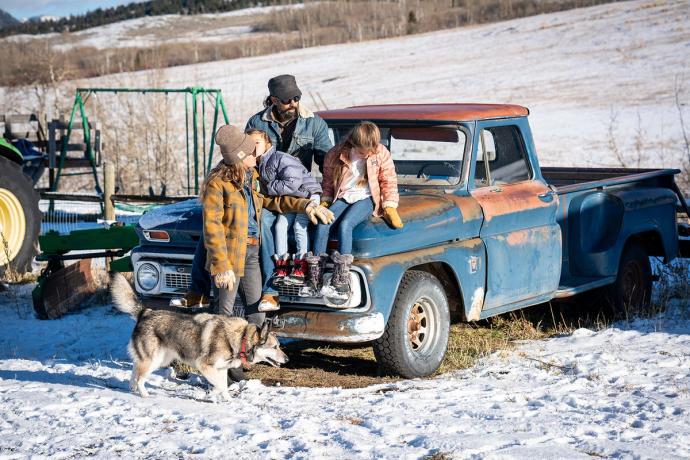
184 93 190 194
103 161 115 271
207 93 220 174
192 89 199 195
104 161 115 222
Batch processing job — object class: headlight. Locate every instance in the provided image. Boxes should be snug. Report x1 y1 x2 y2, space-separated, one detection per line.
137 263 160 291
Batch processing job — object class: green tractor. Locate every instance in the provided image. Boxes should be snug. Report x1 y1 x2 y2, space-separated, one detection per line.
0 137 41 275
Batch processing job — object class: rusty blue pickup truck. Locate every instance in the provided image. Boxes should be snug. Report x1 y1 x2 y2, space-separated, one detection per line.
130 104 690 378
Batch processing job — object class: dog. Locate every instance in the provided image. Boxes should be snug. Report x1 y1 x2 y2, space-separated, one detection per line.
110 273 288 399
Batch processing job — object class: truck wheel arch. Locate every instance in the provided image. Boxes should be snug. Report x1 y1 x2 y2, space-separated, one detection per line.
406 262 466 322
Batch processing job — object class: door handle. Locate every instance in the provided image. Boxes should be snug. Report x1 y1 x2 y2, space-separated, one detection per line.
538 191 555 202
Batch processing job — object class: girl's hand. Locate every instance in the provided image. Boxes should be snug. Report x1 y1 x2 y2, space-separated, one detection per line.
383 207 403 229
214 270 236 289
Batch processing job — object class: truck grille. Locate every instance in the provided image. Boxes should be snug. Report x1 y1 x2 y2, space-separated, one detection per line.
165 272 191 290
277 283 306 298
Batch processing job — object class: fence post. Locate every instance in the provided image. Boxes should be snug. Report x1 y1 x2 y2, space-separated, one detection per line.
104 161 115 271
104 161 115 222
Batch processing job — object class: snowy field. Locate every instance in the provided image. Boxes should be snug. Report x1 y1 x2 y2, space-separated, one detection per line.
1 283 689 458
2 1 690 458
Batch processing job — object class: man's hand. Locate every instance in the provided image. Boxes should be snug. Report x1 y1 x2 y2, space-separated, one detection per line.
306 202 335 225
383 207 403 229
320 201 331 208
214 270 236 290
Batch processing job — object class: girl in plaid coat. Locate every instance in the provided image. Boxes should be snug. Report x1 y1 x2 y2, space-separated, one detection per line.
202 125 333 324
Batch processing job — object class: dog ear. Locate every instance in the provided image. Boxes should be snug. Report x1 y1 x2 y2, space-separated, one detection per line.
259 321 270 344
244 323 259 347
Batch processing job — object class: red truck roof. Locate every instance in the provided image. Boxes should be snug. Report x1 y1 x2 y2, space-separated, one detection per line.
317 103 529 122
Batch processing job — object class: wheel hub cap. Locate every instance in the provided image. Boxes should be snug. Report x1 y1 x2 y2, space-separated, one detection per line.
408 301 430 350
0 188 26 267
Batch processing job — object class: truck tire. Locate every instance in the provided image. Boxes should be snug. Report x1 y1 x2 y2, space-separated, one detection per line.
373 270 450 378
600 243 652 317
0 156 41 275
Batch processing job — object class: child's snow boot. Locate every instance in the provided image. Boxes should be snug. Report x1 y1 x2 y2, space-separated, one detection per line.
285 254 308 285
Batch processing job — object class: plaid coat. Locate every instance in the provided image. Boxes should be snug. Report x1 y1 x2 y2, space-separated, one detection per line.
203 169 309 276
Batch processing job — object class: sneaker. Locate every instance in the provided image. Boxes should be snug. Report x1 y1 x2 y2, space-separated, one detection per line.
169 292 210 308
285 255 308 285
258 293 280 312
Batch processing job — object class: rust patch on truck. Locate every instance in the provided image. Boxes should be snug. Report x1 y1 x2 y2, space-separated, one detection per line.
471 182 552 222
357 238 483 276
446 195 483 222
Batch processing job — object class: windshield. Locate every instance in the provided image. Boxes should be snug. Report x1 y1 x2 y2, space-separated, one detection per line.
329 125 466 186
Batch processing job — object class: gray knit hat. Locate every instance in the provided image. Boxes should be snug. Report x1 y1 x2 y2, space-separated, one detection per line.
215 124 255 165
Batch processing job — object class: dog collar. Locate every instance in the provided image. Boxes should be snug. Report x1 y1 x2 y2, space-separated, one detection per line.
240 336 253 369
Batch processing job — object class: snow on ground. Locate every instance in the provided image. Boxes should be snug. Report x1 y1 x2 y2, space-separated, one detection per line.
1 283 689 458
3 0 688 176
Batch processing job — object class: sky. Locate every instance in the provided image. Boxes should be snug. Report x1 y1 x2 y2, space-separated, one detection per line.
0 0 145 20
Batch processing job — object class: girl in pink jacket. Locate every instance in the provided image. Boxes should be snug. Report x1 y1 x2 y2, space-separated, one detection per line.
311 121 403 297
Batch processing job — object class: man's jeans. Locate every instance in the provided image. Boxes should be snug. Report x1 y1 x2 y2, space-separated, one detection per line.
260 210 279 295
274 212 310 257
213 245 265 326
312 198 374 255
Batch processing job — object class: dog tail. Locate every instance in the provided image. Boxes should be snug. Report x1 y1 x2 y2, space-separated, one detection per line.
110 273 144 319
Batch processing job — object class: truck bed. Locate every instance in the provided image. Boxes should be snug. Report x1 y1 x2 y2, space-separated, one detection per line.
541 167 682 194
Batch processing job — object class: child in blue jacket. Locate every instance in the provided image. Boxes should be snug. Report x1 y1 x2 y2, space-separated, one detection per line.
247 129 322 311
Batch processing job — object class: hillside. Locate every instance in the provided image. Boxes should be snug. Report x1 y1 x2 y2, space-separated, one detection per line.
0 8 19 30
3 0 686 195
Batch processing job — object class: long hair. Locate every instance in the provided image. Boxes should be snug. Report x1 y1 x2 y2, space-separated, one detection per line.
333 121 381 189
200 160 247 201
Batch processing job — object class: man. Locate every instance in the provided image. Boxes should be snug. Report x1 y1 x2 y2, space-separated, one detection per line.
246 74 334 310
174 75 333 308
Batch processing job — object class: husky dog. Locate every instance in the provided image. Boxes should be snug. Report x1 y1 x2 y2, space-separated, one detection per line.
110 273 288 399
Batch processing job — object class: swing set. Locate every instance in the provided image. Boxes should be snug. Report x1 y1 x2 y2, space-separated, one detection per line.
33 86 231 319
52 86 230 196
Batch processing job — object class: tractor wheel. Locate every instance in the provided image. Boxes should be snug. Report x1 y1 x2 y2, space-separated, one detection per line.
0 156 41 275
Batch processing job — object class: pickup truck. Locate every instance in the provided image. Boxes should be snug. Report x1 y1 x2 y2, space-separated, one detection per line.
130 104 690 378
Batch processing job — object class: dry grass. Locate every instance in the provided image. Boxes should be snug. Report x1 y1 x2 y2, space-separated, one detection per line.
169 300 619 389
0 0 620 88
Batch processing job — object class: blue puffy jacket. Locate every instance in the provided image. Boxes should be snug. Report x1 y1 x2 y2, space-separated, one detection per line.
258 147 322 199
245 104 333 172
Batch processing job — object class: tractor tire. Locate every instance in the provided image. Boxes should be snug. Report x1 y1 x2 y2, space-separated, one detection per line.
373 270 450 378
0 156 41 275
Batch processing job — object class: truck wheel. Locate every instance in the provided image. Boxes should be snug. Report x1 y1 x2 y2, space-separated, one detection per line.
373 270 450 378
602 243 652 317
0 156 41 275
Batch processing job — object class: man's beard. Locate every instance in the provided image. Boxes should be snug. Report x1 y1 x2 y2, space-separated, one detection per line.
273 104 297 123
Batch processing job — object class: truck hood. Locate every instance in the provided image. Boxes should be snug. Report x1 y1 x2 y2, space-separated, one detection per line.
351 191 482 258
136 192 483 257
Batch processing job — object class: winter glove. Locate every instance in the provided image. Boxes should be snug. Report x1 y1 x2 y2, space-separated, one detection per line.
320 200 331 208
306 202 335 225
383 207 403 229
214 270 236 290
